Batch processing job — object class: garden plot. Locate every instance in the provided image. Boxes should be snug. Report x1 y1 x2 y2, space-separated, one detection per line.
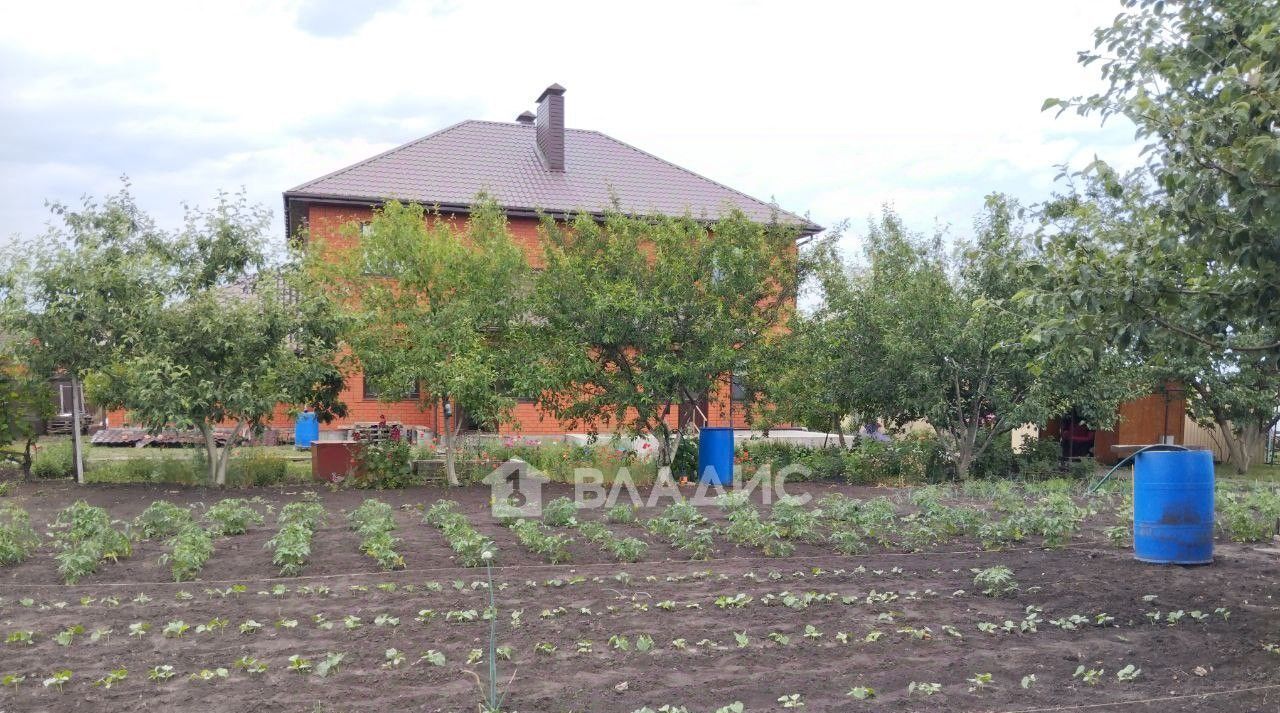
0 480 1277 712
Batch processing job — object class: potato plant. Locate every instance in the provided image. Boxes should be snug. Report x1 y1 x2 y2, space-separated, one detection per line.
49 501 132 584
510 518 572 563
973 566 1018 597
134 501 193 540
164 524 214 582
0 505 40 565
541 496 579 527
722 503 795 557
265 497 327 576
348 498 405 570
576 519 648 562
424 500 495 567
646 501 716 559
204 498 265 536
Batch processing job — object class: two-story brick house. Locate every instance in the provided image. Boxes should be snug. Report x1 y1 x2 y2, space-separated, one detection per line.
279 84 819 437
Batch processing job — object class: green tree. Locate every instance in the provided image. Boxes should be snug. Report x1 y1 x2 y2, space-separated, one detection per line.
1031 0 1280 471
2 183 168 483
1181 348 1279 473
761 214 943 442
323 198 529 486
0 352 54 478
87 193 347 485
530 208 803 471
792 198 1141 477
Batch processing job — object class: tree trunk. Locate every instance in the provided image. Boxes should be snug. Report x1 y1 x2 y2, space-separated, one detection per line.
1219 417 1266 475
199 422 220 485
954 419 980 480
21 433 36 481
70 376 85 484
655 421 676 484
443 406 460 486
835 421 847 449
214 422 245 486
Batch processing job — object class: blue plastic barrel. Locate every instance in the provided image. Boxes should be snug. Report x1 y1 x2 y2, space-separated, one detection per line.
1133 450 1214 564
697 427 735 486
294 411 319 450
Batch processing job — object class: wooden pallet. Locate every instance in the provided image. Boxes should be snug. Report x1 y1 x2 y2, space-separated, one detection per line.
351 422 404 443
46 416 94 435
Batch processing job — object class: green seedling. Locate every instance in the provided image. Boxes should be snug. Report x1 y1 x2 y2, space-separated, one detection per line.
43 669 71 692
418 650 446 667
1116 664 1141 681
908 681 941 696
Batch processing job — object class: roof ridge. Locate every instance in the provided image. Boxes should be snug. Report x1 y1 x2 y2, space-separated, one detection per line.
285 119 477 194
578 128 812 227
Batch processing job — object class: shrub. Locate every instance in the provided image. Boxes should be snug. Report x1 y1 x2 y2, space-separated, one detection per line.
739 433 947 485
0 506 40 565
437 438 661 485
32 441 76 479
670 435 699 478
357 439 415 488
1219 488 1280 542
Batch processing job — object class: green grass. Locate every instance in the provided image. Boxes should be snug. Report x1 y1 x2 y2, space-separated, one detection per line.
1218 461 1280 484
26 437 311 486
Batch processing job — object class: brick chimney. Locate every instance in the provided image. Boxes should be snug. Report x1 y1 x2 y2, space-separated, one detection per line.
535 83 565 171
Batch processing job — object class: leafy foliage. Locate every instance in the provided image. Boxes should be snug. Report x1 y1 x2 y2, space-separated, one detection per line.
973 565 1019 597
73 189 347 486
49 501 132 583
509 518 573 564
356 438 415 488
203 498 264 536
1030 0 1280 473
135 501 194 539
348 498 405 570
529 207 803 467
165 524 214 582
424 500 496 567
0 506 40 565
265 496 326 576
322 197 528 486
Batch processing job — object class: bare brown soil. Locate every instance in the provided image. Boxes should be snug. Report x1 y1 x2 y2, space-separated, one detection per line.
0 480 1277 712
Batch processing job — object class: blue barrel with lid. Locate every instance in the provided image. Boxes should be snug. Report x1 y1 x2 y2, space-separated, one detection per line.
697 427 735 486
294 411 320 450
1133 449 1214 564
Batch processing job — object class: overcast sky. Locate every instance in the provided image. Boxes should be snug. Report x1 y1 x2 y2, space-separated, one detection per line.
0 0 1141 256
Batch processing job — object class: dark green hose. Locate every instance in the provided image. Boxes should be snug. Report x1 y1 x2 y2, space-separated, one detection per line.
1087 443 1190 493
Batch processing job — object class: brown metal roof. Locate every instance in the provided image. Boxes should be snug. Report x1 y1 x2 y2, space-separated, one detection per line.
284 120 820 234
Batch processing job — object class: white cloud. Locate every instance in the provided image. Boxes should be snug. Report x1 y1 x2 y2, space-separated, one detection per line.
0 0 1144 254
